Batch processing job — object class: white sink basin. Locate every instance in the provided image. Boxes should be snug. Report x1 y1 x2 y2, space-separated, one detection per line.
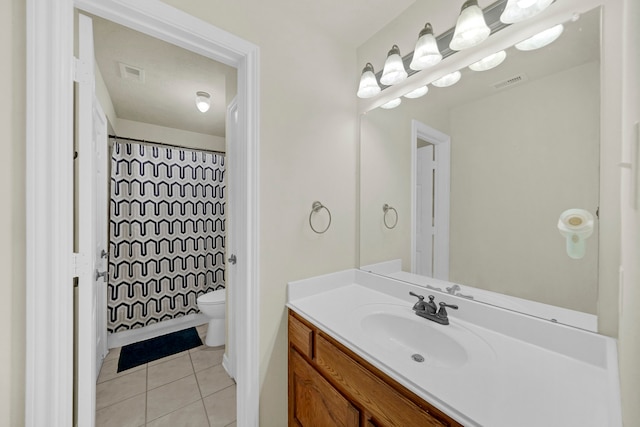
350 304 494 369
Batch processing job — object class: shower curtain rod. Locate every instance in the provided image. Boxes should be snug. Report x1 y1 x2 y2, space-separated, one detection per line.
108 134 225 156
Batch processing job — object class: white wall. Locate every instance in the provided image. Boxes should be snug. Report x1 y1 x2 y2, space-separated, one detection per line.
152 2 359 425
618 0 640 424
448 62 599 313
114 118 225 153
360 103 449 269
95 62 117 128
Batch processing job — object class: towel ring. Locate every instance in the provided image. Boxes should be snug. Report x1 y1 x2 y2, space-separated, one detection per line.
383 204 398 229
309 201 331 234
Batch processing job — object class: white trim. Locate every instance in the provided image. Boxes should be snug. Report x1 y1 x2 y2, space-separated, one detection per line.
26 1 261 426
107 313 208 349
225 97 239 380
26 0 75 426
411 120 450 281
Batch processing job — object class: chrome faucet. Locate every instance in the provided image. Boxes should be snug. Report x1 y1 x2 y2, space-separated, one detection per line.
446 284 460 295
409 292 458 325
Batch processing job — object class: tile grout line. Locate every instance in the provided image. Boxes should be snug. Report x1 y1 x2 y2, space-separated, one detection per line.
189 348 212 427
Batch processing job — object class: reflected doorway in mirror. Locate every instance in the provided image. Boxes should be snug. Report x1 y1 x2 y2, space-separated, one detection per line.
411 121 450 280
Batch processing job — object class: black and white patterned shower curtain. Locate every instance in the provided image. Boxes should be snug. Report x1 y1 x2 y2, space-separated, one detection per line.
107 142 226 333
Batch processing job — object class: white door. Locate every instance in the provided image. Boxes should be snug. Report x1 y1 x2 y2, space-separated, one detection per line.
76 13 107 427
93 101 109 376
416 144 435 276
225 98 239 379
411 120 450 280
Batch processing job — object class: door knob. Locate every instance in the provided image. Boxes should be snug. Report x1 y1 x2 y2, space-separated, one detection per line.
228 254 237 265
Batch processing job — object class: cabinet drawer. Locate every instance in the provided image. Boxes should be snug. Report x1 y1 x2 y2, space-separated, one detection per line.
289 312 314 359
315 334 450 427
290 348 360 427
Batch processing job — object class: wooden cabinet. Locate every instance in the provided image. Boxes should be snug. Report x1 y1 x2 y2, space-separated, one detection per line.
288 310 463 427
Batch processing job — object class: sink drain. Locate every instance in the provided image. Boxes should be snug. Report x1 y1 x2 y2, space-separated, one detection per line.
411 353 425 363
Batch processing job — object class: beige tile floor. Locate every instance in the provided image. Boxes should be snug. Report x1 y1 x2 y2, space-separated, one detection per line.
96 324 236 427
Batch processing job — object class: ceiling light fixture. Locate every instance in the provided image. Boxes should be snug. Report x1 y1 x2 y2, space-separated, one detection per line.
380 98 402 109
357 63 381 98
195 91 211 113
500 0 553 24
450 0 491 51
469 50 507 71
410 23 442 71
515 24 564 51
380 45 408 86
403 86 429 99
432 71 462 88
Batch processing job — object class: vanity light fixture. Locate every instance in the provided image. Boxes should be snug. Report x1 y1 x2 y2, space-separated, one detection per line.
450 0 491 51
432 71 462 88
469 50 507 71
380 98 402 109
380 45 408 85
500 0 553 24
403 86 429 99
409 23 442 71
515 24 564 51
195 91 211 113
357 63 382 98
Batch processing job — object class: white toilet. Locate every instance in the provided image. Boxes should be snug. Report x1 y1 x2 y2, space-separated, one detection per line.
197 289 226 347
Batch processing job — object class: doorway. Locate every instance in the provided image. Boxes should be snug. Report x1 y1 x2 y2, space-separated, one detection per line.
25 1 260 426
411 120 451 281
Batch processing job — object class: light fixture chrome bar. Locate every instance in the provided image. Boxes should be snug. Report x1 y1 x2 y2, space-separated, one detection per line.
374 0 510 89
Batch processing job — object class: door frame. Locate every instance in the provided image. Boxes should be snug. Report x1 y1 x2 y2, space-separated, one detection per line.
25 1 261 426
410 120 450 280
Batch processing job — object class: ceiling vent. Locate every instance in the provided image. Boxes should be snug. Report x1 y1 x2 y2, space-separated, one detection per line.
492 73 528 90
118 62 145 83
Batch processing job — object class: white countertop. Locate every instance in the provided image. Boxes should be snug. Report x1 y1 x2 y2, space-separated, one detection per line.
287 269 622 427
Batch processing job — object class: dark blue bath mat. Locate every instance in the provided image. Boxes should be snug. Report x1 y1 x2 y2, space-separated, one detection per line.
117 327 202 372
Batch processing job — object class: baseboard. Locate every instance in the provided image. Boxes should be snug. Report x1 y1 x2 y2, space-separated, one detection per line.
107 313 208 348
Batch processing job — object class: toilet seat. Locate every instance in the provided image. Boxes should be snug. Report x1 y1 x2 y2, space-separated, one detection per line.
198 289 225 304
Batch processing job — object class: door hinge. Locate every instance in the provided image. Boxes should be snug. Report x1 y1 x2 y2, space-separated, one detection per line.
73 57 91 84
72 252 89 278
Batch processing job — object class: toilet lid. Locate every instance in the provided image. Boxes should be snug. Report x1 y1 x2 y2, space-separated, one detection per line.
198 289 225 304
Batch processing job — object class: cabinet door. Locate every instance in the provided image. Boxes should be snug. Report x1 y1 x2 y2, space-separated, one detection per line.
290 349 360 427
315 334 449 427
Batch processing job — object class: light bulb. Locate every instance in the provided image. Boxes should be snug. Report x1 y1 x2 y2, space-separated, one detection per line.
450 0 491 51
432 71 462 88
380 98 402 109
357 63 381 99
403 86 429 99
380 45 408 86
515 24 564 51
469 50 507 71
500 0 553 24
410 23 442 71
195 91 211 113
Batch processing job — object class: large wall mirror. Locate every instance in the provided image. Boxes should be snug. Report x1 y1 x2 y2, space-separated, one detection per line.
359 5 601 331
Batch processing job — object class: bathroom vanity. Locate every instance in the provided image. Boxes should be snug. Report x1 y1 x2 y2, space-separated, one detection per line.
287 269 622 427
289 311 461 426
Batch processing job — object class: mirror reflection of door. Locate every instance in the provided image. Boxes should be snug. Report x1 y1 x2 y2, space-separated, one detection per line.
411 120 450 280
416 141 435 277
